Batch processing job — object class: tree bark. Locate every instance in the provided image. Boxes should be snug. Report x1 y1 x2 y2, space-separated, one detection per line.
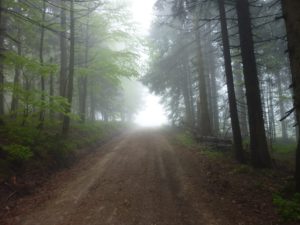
209 51 219 135
11 24 21 116
281 0 300 192
38 0 46 129
276 72 288 140
234 62 249 138
218 0 245 163
194 10 212 136
59 0 67 99
79 17 89 123
49 58 54 120
181 63 193 128
62 0 75 135
236 0 271 168
267 75 276 142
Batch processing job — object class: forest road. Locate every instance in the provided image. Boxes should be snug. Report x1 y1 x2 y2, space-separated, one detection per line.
8 129 232 225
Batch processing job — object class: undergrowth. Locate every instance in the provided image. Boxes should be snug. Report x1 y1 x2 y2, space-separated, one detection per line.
273 193 300 222
176 131 197 148
0 118 124 182
175 130 224 158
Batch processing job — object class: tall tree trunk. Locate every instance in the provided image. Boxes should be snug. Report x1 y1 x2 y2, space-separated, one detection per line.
79 17 89 123
281 0 300 192
49 58 54 120
218 0 245 162
209 51 219 135
62 0 75 135
236 0 271 168
90 86 96 121
11 29 21 116
60 0 67 98
194 11 212 136
234 61 249 138
0 0 5 116
38 0 46 129
276 72 288 140
22 75 30 126
181 63 193 128
187 66 195 125
267 75 276 142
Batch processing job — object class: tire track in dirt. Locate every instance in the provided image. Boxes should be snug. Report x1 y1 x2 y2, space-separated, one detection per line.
6 129 232 225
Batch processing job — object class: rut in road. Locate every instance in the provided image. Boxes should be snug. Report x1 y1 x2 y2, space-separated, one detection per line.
8 129 232 225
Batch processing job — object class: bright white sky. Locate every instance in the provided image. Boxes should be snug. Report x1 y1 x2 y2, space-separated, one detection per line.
126 0 168 127
134 87 168 127
128 0 156 34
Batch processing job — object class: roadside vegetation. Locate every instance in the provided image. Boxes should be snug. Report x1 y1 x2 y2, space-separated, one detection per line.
175 129 299 223
0 119 124 183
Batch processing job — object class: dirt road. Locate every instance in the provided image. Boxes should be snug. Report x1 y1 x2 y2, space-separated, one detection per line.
3 129 268 225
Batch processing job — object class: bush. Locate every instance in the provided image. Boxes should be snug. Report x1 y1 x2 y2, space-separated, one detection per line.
3 144 33 167
273 193 300 222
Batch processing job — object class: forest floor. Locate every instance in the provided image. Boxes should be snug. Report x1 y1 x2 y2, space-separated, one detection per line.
0 128 298 225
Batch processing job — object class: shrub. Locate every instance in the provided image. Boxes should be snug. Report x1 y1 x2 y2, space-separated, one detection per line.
3 144 33 168
273 193 300 222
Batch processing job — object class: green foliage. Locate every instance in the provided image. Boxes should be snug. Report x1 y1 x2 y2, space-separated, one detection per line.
3 83 74 121
4 51 58 76
272 142 296 154
273 193 300 222
3 144 33 164
176 131 197 148
0 119 124 179
201 148 224 158
5 123 39 145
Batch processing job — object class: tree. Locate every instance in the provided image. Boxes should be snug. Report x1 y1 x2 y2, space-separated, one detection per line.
281 0 300 192
194 8 212 136
218 0 244 163
62 0 75 135
0 0 5 116
236 0 271 168
59 0 67 99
